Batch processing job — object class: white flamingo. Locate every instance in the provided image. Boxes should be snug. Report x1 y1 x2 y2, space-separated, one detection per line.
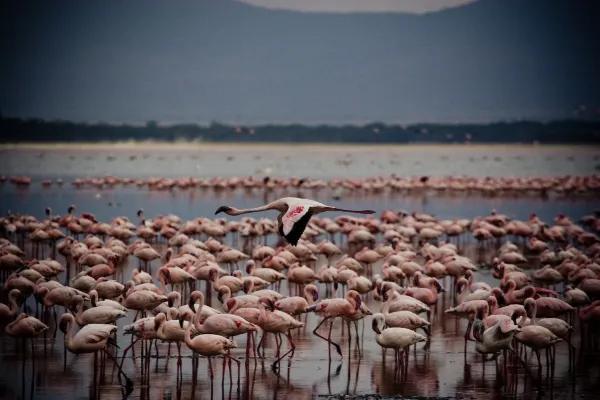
59 313 132 391
371 313 427 378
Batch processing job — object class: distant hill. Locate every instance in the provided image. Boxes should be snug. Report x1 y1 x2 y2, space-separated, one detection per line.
1 0 599 124
2 117 599 144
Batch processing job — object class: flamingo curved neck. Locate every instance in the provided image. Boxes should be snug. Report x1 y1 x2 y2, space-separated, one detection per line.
193 296 205 333
184 317 194 348
64 318 74 352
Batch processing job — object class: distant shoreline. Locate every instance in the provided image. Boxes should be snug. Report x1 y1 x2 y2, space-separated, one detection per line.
0 141 597 151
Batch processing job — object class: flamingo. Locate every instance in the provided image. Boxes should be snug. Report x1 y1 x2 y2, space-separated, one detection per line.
187 291 257 337
215 197 375 246
256 297 304 373
5 313 49 367
154 311 197 372
179 311 239 380
70 295 126 327
0 288 21 320
472 318 520 356
445 298 490 351
274 284 319 316
305 290 362 358
371 313 427 378
59 313 133 392
514 324 562 379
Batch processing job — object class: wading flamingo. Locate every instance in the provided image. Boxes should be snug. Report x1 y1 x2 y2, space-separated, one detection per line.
256 297 305 374
215 197 375 246
305 290 362 358
371 313 427 378
59 313 133 392
180 312 239 380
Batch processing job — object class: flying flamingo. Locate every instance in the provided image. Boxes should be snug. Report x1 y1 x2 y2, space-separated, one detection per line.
215 197 375 246
59 313 133 393
305 290 362 358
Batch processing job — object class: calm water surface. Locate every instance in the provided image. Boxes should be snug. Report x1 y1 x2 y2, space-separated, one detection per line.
0 144 599 179
1 145 599 400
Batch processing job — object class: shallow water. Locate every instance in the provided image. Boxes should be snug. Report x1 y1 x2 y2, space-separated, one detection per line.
1 145 600 400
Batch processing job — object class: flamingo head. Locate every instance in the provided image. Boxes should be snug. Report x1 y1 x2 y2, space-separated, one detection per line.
433 280 446 294
471 319 483 342
371 317 382 334
491 288 506 306
217 288 227 304
58 316 70 334
215 206 234 216
154 313 166 331
178 312 191 328
351 291 362 311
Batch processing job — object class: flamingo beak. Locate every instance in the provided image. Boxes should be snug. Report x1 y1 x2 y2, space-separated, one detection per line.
215 206 232 215
354 294 362 311
371 319 381 334
217 292 223 304
438 282 446 293
304 305 317 313
168 298 174 308
312 291 319 302
154 321 160 331
179 317 185 329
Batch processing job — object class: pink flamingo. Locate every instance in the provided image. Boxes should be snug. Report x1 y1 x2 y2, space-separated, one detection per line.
180 311 239 382
256 297 304 374
305 290 362 358
274 284 319 316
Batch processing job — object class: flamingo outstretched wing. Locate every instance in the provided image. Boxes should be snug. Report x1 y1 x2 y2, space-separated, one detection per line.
280 205 313 246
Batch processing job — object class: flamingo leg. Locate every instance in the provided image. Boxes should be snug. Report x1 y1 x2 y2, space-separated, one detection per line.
103 349 134 394
271 332 295 375
313 317 342 357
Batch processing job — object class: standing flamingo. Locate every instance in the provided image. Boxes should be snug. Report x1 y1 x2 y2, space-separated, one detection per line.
371 313 427 379
305 290 362 358
215 197 375 245
180 312 239 381
256 297 304 374
59 313 133 393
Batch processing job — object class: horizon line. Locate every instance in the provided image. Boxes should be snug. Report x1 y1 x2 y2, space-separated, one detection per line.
2 115 599 128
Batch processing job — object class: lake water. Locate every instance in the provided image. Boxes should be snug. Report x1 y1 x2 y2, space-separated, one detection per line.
0 144 599 400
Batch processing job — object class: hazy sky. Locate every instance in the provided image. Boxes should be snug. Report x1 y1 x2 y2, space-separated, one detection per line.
237 0 476 14
1 0 599 125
